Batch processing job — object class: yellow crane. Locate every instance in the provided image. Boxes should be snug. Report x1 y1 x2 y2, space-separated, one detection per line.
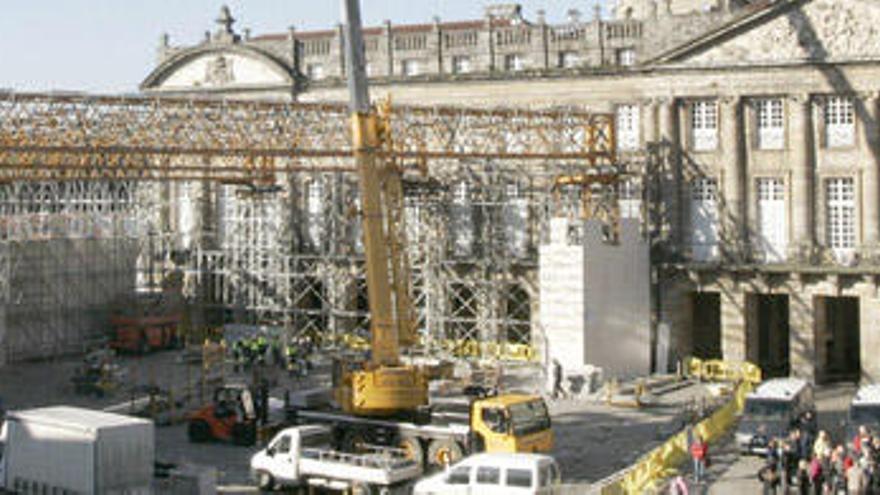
334 0 428 416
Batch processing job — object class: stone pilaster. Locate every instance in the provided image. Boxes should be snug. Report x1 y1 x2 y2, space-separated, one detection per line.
860 296 880 384
859 93 880 259
657 98 682 250
720 285 747 362
789 289 816 382
789 94 816 262
720 96 744 257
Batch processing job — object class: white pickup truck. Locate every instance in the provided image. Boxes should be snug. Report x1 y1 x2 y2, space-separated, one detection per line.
250 425 422 494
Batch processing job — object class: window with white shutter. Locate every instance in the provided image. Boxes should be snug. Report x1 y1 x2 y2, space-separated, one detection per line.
619 179 642 220
401 59 420 77
452 181 474 256
558 51 578 69
452 56 472 74
504 182 528 257
617 48 636 67
690 178 719 261
825 96 855 148
616 104 640 152
756 178 787 263
756 98 784 150
691 100 718 151
306 64 325 81
826 177 856 263
504 53 524 71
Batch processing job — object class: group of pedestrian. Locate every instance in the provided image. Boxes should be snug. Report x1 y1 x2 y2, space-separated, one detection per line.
231 333 283 372
758 413 880 494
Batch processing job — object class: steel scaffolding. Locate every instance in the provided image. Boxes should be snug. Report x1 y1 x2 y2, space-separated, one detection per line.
0 92 617 363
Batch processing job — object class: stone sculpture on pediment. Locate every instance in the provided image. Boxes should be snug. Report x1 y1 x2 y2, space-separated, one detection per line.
204 55 235 86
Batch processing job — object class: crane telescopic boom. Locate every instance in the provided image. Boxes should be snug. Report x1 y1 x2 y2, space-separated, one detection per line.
334 0 427 416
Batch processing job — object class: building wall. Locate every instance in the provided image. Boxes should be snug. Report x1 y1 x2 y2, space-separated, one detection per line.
143 1 880 381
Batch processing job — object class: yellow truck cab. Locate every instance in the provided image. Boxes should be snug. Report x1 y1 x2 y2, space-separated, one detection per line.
471 394 553 455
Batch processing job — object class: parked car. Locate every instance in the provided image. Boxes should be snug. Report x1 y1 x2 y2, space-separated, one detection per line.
412 452 561 495
735 378 814 455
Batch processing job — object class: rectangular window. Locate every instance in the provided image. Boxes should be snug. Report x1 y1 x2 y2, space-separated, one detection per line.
617 48 636 66
476 466 501 485
756 178 787 263
452 55 472 74
826 177 856 261
756 98 784 150
616 104 640 151
447 466 471 485
504 53 524 71
506 468 533 488
452 181 474 256
306 63 324 80
691 100 718 151
558 51 578 68
825 96 855 148
619 178 642 220
401 59 420 77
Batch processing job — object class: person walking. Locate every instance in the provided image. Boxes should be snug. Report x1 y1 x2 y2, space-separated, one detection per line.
808 455 824 495
551 359 566 400
847 461 866 494
796 459 810 495
814 430 833 460
669 475 689 495
690 434 708 484
758 460 781 495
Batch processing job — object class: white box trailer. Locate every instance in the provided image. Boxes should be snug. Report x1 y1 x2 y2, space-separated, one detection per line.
0 406 154 494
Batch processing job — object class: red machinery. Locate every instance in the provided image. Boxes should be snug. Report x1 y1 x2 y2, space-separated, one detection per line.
109 313 181 354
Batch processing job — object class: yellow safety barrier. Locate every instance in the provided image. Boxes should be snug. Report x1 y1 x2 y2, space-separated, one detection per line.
685 356 762 385
598 361 758 494
326 331 537 362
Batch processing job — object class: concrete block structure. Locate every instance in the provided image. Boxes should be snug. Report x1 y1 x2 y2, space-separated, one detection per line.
135 0 880 383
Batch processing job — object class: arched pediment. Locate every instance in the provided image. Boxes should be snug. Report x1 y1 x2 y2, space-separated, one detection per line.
141 45 294 91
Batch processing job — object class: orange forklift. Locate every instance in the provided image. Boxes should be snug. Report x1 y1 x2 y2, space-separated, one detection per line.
187 384 260 446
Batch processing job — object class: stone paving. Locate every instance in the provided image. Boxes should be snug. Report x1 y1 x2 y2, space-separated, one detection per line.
0 350 716 492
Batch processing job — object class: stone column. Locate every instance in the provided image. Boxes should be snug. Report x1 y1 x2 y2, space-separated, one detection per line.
789 288 816 381
860 295 880 383
860 93 880 255
789 94 815 261
431 17 443 74
384 21 394 76
657 98 682 250
720 283 747 362
720 97 744 257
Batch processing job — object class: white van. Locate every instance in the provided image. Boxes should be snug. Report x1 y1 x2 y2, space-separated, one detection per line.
735 378 814 455
412 453 561 495
846 384 880 439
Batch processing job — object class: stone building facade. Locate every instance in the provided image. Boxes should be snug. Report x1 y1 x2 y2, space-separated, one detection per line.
143 0 880 383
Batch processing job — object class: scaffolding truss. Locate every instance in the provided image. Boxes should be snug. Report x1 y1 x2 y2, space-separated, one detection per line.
0 92 618 363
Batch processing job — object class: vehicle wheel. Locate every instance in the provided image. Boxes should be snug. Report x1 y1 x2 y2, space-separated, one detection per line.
188 420 211 443
351 482 374 495
232 422 257 446
427 439 464 469
398 436 424 469
256 470 275 491
340 428 369 453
